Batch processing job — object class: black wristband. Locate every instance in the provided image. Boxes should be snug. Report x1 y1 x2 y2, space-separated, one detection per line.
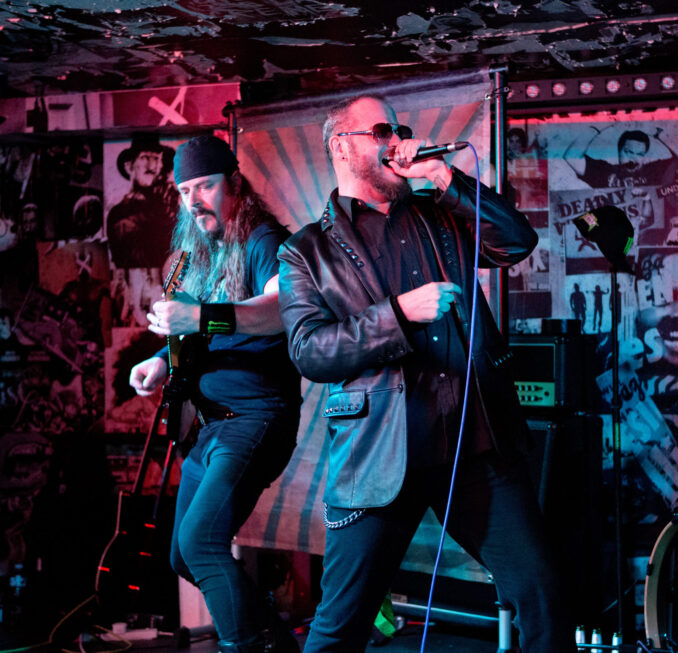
199 303 236 335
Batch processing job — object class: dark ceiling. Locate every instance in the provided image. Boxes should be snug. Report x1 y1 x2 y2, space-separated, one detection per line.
2 0 678 101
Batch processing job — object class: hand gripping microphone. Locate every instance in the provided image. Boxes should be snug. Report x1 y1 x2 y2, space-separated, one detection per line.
382 141 469 167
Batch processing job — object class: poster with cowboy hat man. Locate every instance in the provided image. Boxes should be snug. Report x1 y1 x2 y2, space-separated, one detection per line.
104 133 178 270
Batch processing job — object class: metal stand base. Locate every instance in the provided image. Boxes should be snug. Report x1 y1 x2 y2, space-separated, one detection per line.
391 600 515 651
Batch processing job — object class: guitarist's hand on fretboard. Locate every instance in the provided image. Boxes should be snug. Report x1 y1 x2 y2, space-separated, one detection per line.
147 291 201 336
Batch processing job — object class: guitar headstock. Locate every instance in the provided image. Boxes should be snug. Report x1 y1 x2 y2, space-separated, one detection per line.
163 251 191 299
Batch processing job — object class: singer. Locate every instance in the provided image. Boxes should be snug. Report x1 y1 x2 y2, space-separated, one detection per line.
278 93 576 652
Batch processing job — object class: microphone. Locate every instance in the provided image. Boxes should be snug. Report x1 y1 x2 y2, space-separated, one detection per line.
382 142 469 166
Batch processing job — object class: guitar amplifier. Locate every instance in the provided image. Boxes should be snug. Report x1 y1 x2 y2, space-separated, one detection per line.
508 334 595 412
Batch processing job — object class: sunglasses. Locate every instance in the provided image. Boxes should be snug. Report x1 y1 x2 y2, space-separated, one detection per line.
336 123 413 143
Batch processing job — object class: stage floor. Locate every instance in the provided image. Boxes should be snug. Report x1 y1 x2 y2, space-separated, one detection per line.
127 622 498 653
0 612 499 653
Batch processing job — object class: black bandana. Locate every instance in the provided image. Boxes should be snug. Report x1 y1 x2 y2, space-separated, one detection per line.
174 135 239 185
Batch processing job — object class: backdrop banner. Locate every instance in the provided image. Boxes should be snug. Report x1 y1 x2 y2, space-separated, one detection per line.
233 69 492 586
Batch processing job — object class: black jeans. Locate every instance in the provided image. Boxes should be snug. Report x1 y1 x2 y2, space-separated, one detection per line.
305 452 576 653
169 407 299 646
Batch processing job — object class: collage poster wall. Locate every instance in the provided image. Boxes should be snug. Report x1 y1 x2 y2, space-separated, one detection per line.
0 83 240 621
507 110 678 611
0 134 190 609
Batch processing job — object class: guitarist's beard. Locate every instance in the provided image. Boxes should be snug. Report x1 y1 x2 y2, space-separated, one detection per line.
172 203 247 302
201 240 246 303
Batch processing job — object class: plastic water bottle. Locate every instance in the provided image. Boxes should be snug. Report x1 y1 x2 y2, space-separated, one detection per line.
575 625 586 651
591 628 602 653
612 631 622 653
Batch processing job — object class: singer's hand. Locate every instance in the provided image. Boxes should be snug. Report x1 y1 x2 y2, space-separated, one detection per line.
148 291 201 335
386 138 452 189
396 282 461 323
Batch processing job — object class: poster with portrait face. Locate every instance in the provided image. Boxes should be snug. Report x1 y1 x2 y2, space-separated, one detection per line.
104 135 181 270
508 113 678 328
548 119 678 191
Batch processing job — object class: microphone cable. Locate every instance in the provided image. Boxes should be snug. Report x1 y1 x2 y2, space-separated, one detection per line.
419 142 482 653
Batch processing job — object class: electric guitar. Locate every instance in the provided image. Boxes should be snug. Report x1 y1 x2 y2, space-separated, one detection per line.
161 251 204 450
165 250 194 389
96 251 202 622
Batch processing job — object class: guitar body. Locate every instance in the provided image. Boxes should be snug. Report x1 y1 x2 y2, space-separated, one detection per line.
96 251 201 625
96 481 178 623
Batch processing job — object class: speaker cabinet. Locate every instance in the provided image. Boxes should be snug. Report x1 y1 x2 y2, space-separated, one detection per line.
526 415 604 627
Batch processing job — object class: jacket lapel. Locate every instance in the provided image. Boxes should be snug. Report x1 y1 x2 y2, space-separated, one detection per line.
321 193 388 304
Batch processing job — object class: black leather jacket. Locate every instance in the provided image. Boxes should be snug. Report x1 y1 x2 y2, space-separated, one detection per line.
278 170 538 509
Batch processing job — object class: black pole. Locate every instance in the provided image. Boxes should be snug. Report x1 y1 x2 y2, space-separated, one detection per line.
610 268 624 634
490 64 510 336
230 108 238 157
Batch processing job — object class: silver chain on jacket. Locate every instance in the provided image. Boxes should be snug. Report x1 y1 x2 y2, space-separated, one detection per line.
323 503 366 529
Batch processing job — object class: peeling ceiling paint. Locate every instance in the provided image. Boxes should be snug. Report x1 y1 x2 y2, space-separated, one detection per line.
0 1 677 98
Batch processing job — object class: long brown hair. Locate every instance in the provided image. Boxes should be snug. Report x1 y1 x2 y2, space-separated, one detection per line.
171 173 277 302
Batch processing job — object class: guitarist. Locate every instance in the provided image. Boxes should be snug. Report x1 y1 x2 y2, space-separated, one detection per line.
129 135 302 653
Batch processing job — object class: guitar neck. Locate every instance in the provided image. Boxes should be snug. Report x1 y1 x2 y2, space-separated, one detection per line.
167 334 181 375
162 251 190 376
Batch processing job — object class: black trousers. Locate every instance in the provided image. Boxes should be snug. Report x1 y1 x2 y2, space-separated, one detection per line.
169 407 299 646
304 452 576 653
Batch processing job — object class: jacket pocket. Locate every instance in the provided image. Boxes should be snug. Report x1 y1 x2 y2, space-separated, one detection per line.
322 390 366 418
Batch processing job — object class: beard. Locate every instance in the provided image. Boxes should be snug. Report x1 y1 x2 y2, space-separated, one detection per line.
192 206 225 241
348 144 411 203
173 203 246 302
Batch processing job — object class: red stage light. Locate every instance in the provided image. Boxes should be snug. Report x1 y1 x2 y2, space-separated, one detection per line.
660 75 676 90
525 84 540 98
552 82 567 97
606 79 621 94
579 81 594 95
633 77 648 91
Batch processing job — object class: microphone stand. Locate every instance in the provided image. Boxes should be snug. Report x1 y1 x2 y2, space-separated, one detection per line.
571 203 634 639
610 266 624 637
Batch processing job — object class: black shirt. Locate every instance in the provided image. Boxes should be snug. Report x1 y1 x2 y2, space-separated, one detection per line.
157 221 301 415
338 194 491 467
580 154 674 189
